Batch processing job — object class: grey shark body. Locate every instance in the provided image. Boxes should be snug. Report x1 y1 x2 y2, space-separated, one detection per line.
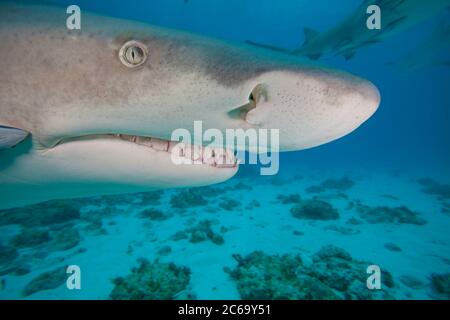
0 3 379 209
247 0 450 60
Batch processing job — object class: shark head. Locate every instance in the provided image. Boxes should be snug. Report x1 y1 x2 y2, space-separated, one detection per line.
0 3 380 207
232 66 380 151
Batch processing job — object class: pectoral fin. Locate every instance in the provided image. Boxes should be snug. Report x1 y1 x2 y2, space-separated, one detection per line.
303 27 320 46
343 51 357 61
0 126 29 149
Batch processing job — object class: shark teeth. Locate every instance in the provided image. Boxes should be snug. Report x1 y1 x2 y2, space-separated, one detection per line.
116 134 238 168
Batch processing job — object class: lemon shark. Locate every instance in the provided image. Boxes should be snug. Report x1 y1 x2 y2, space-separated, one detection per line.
247 0 450 60
0 2 380 209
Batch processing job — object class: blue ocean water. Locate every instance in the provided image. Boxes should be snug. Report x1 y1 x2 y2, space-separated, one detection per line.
0 0 449 300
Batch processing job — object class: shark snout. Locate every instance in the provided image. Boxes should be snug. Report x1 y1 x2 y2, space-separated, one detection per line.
241 69 380 151
351 78 380 122
332 76 380 135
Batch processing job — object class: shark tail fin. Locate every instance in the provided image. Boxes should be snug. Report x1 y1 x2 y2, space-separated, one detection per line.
303 27 320 46
0 126 28 149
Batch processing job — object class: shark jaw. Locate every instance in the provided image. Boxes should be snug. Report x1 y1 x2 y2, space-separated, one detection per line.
0 133 239 209
56 134 239 169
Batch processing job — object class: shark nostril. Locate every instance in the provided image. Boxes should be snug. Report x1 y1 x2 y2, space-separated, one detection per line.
250 83 268 104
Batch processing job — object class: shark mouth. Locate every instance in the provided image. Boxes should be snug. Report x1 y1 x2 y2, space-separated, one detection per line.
90 134 240 169
53 133 239 169
55 133 239 169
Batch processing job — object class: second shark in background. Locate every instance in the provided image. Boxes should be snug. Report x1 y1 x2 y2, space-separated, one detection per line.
246 0 450 61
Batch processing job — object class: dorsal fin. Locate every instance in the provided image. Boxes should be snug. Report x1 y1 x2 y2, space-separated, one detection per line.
303 27 319 45
0 126 29 149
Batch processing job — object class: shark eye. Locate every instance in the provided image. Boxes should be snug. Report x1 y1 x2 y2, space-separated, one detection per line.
119 40 148 68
